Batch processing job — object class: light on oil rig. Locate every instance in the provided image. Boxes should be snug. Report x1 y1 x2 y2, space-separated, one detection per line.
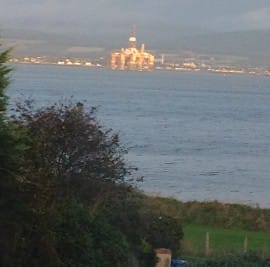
110 30 154 71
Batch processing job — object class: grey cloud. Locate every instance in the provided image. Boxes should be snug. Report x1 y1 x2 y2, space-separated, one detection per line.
1 0 270 49
239 8 270 29
209 7 270 31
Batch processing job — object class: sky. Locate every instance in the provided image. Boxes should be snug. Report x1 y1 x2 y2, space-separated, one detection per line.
1 1 270 52
1 0 270 31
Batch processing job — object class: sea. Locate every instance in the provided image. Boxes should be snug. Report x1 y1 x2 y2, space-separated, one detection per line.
7 64 270 207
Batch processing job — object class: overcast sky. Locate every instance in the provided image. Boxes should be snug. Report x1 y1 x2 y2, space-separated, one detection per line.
1 0 270 48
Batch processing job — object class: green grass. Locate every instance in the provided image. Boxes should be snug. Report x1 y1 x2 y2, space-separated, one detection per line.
144 196 270 231
182 225 270 257
140 194 270 258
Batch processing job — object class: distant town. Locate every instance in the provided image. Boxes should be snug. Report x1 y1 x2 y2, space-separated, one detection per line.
8 32 270 77
10 54 270 77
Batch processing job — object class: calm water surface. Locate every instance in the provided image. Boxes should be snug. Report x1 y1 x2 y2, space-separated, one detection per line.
7 64 270 207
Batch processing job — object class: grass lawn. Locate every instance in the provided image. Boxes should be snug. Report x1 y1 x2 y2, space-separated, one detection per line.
182 225 270 257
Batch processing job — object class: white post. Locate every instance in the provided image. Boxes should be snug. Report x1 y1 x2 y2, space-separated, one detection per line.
244 236 248 253
205 232 210 256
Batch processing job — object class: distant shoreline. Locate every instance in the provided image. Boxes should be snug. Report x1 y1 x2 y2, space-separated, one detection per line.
10 61 270 78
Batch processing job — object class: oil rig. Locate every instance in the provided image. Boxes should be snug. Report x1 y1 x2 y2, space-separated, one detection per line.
110 29 154 70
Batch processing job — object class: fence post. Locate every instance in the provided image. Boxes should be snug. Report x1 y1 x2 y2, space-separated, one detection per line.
205 232 210 256
244 236 248 253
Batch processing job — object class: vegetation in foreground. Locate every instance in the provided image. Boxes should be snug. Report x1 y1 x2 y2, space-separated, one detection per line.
144 196 270 231
141 195 270 258
182 225 270 257
0 44 183 267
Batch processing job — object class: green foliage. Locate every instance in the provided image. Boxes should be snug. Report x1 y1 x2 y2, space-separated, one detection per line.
138 211 183 255
8 101 136 266
12 101 128 206
90 210 130 267
52 200 94 267
141 238 152 253
54 200 130 267
0 43 32 267
0 44 13 171
142 195 270 258
144 196 270 231
182 225 270 257
0 44 12 117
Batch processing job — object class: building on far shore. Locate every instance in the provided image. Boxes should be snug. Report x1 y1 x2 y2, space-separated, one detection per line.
110 31 154 71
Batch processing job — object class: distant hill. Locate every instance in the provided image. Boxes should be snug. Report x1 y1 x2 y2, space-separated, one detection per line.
2 27 270 66
177 30 270 65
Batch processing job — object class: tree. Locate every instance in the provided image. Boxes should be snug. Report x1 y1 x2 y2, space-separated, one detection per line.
0 43 31 267
17 101 127 178
0 43 16 267
8 100 137 266
0 43 13 172
0 43 11 117
103 187 183 266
